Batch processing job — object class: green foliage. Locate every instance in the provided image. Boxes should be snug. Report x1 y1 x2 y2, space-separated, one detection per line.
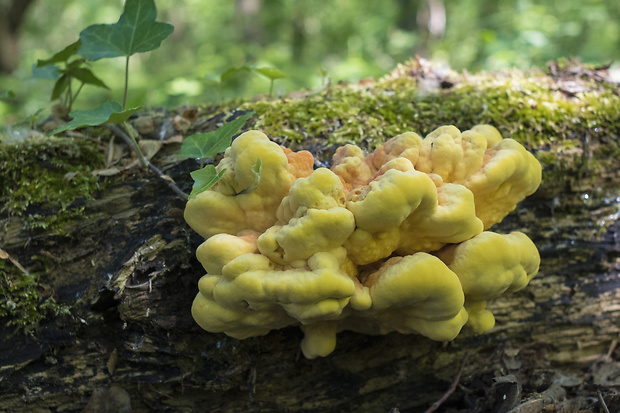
245 66 620 152
51 101 141 135
178 112 253 161
211 66 287 98
78 0 174 61
0 259 71 334
178 112 255 199
3 0 619 120
44 0 174 174
188 166 226 199
77 0 174 110
34 40 109 112
0 137 104 229
256 67 287 97
0 90 16 101
34 0 173 126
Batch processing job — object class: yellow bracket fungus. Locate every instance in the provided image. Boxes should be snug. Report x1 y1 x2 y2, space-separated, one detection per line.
185 125 542 358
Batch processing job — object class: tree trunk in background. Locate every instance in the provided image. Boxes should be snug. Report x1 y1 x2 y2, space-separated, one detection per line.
235 0 263 47
1 69 619 412
0 0 36 74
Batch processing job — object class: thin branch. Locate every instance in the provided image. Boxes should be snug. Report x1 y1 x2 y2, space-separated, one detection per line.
148 162 188 201
106 123 147 167
605 340 617 360
598 390 610 413
106 123 188 201
424 351 470 413
0 248 29 275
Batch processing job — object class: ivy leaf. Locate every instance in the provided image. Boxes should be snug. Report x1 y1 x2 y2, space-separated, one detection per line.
68 68 110 89
177 112 254 159
79 0 174 61
51 101 141 135
221 65 252 83
51 74 70 100
256 67 286 81
36 40 81 67
189 165 226 199
32 63 60 80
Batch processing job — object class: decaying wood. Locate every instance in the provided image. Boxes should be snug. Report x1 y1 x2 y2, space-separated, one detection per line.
1 73 619 412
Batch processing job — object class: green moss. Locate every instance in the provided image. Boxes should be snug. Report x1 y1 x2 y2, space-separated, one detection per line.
240 64 619 197
0 136 105 229
243 66 618 153
0 259 71 335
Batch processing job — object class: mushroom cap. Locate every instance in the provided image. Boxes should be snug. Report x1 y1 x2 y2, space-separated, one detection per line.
415 125 487 183
346 167 437 232
465 138 542 228
191 247 358 341
184 130 314 238
196 231 259 275
436 231 540 301
259 168 356 264
186 125 542 358
358 253 468 341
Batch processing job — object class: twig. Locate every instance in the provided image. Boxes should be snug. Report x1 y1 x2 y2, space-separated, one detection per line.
0 248 29 275
106 123 148 168
106 123 188 201
148 162 188 201
605 339 617 360
598 390 610 413
424 351 470 413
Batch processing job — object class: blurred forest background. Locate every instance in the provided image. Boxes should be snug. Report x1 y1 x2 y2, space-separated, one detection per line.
1 0 619 124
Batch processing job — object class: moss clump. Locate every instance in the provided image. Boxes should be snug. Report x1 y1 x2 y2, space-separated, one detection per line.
243 63 619 154
0 259 71 334
0 136 105 229
241 61 619 197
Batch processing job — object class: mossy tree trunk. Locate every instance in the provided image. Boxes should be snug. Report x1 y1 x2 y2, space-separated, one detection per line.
1 62 619 412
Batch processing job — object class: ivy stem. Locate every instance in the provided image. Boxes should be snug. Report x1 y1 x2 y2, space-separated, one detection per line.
69 82 85 112
120 121 148 168
65 62 73 110
122 56 130 110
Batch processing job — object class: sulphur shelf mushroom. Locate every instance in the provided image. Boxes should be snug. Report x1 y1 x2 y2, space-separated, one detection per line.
185 125 541 358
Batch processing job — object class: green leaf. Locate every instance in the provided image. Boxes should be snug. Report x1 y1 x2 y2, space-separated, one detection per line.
108 107 142 123
221 65 252 83
67 59 88 70
36 40 81 67
51 74 69 101
68 68 110 89
32 63 60 80
189 165 226 199
51 101 142 135
79 0 174 61
203 73 221 83
177 112 254 159
256 67 286 81
0 90 16 101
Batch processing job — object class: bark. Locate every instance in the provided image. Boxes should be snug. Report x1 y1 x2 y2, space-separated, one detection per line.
1 72 619 412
